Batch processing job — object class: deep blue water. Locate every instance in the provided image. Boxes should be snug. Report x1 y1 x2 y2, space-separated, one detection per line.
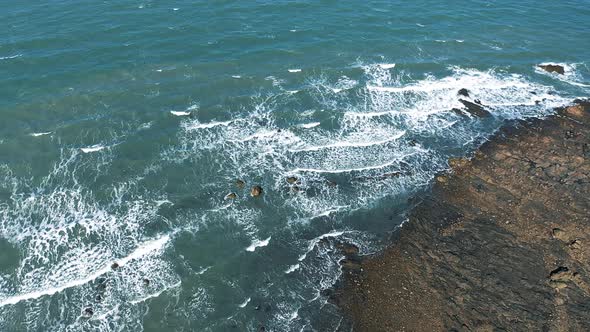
0 1 589 331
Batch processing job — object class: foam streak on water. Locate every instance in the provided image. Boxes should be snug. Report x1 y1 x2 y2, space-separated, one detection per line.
0 236 170 307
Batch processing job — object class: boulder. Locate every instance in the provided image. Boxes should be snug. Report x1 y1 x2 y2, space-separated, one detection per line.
538 64 565 75
250 186 263 197
235 179 245 189
83 307 94 317
286 176 298 184
225 192 238 200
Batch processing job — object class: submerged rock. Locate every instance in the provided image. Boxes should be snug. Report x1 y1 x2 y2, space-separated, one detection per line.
538 64 565 75
250 185 263 197
111 262 119 270
286 176 298 184
235 179 245 189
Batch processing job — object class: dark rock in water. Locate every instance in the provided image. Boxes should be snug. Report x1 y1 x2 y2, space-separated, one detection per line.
143 278 150 286
250 186 263 197
286 176 298 184
457 88 470 97
111 262 119 270
83 307 94 317
235 179 245 189
538 64 565 75
451 108 468 117
459 99 491 117
258 326 266 332
225 192 238 200
573 98 590 108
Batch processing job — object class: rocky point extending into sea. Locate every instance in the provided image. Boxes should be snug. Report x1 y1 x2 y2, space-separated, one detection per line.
332 99 590 331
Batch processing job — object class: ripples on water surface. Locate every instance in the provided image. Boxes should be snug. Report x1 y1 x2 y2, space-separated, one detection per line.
0 0 589 330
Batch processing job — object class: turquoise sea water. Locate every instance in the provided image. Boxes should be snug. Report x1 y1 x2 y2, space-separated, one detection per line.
0 1 589 330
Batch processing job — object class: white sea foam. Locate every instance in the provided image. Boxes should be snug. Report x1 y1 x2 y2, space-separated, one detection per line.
288 69 302 73
197 266 212 275
310 206 349 219
232 75 242 79
0 54 22 60
298 231 346 262
170 111 191 116
80 144 105 153
290 160 398 174
30 132 51 137
184 120 233 131
378 63 396 69
300 122 320 129
129 280 181 304
238 297 251 308
0 235 170 307
265 76 286 87
289 131 405 153
285 264 300 274
246 237 271 252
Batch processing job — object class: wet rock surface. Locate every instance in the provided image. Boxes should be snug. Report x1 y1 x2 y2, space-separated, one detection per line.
250 185 263 197
458 99 491 117
335 102 590 331
539 64 566 75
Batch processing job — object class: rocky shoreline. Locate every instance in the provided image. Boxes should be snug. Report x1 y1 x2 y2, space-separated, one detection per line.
333 100 590 331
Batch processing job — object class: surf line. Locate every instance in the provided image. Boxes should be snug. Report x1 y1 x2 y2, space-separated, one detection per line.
0 235 170 307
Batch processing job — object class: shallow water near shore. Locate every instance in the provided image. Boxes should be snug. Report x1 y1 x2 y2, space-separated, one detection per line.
0 1 589 331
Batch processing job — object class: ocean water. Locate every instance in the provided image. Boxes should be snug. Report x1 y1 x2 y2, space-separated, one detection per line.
0 0 589 330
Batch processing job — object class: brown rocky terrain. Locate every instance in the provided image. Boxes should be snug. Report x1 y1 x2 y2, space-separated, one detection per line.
334 101 590 331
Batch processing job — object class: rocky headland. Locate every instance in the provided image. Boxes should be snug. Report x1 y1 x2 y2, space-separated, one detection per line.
334 100 590 331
